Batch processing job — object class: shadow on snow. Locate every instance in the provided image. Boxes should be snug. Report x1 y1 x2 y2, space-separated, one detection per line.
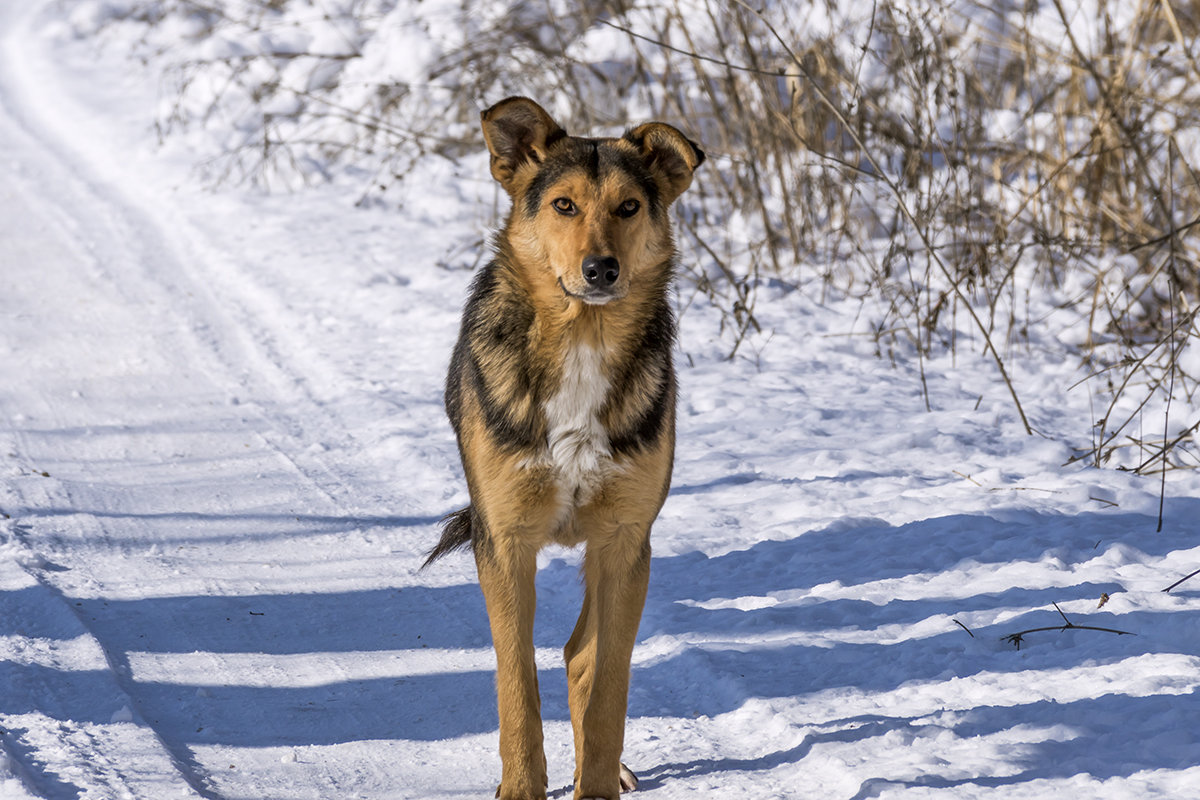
2 498 1198 786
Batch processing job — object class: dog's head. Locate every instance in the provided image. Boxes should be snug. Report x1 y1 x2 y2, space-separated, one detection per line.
481 97 704 306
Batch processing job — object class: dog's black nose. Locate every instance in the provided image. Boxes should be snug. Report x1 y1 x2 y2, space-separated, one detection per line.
582 256 620 288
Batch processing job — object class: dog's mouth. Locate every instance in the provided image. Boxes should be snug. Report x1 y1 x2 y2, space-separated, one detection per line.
558 277 621 306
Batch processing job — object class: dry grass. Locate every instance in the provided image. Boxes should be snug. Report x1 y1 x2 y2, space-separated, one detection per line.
104 0 1200 473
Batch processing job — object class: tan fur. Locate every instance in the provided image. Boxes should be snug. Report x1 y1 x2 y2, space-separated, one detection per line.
433 96 703 800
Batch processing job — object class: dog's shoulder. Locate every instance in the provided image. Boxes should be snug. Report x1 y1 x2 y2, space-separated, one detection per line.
446 259 544 448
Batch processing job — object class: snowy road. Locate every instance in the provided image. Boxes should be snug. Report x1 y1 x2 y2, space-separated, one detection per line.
0 3 488 797
3 1 1200 799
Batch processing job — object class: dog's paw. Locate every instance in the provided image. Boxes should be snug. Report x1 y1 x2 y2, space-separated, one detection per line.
618 763 638 792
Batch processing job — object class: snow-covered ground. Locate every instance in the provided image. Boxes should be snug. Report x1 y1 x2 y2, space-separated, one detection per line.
2 1 1199 798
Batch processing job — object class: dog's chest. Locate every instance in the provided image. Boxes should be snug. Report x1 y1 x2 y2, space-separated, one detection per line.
542 344 612 502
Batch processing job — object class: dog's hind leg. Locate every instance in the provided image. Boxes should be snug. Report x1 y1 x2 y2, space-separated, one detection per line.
477 538 548 800
566 523 651 800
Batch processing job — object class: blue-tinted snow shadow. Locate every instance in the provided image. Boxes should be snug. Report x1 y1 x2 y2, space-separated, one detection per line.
630 607 1196 718
67 584 492 654
0 654 508 745
1 580 511 745
640 497 1200 653
620 497 1200 789
52 551 591 655
0 581 504 743
1 553 577 746
5 499 1198 771
138 667 512 745
652 498 1200 607
633 690 1200 795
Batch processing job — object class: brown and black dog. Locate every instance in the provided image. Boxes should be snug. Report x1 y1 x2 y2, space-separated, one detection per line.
425 96 703 800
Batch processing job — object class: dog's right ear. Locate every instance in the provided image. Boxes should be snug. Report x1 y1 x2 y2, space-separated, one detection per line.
626 122 705 206
481 97 566 195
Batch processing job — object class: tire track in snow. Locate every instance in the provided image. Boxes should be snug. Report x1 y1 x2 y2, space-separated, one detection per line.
0 4 435 798
1 9 402 525
0 10 243 796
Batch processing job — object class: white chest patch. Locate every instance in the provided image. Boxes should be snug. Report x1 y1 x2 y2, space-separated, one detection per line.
543 344 611 505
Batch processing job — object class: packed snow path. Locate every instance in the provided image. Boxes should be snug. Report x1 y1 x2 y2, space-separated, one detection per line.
3 2 1200 799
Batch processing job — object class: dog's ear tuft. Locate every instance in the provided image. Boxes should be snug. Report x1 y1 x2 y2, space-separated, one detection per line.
481 97 566 194
626 122 705 206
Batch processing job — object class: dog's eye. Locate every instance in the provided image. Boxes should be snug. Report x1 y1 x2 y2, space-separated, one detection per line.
616 199 640 218
551 197 577 216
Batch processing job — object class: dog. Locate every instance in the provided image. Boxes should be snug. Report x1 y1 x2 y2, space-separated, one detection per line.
425 96 703 800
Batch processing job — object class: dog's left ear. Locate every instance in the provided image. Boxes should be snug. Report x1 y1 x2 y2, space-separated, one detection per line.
626 122 705 206
481 97 566 195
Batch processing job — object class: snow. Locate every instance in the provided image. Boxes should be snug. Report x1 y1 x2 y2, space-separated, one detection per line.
2 1 1199 799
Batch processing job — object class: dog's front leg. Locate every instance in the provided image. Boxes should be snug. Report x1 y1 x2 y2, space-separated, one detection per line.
476 539 547 800
570 526 651 800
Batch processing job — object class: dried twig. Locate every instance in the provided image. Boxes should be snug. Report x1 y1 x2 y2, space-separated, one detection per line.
731 0 1034 435
1164 567 1200 593
1003 603 1135 650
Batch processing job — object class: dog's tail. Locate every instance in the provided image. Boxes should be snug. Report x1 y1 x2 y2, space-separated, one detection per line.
421 506 474 568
